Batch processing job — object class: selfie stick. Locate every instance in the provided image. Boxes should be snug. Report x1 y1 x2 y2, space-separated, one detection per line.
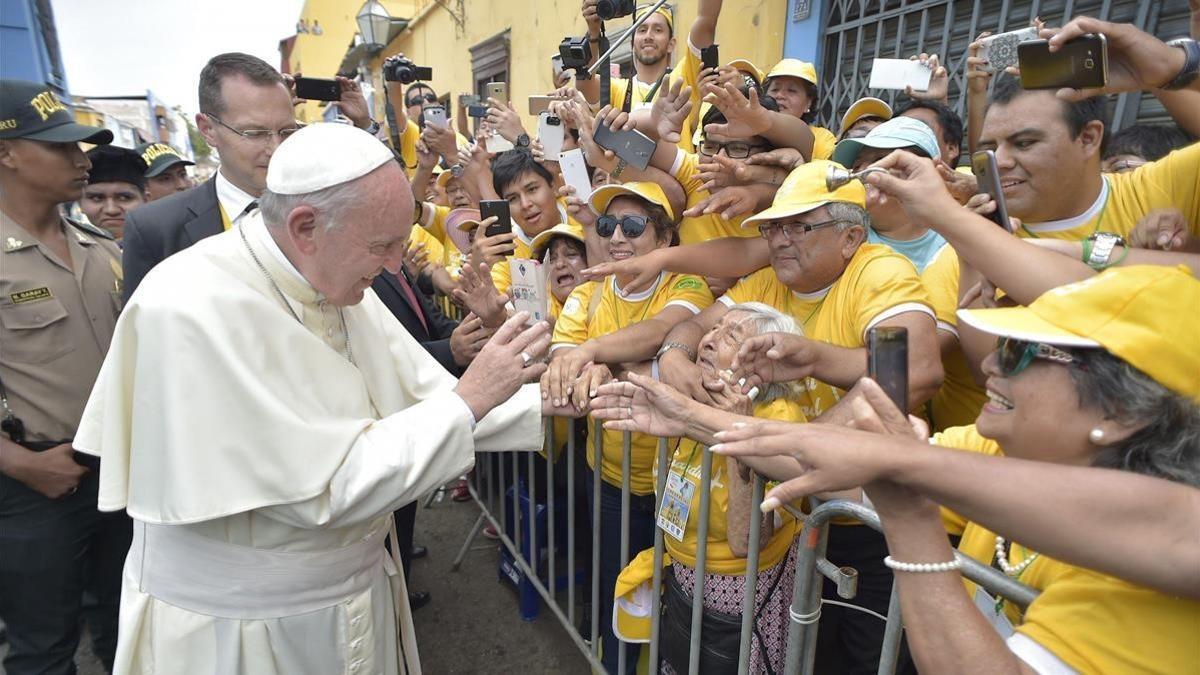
585 0 671 78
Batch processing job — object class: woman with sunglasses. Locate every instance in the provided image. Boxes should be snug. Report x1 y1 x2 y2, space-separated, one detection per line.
549 181 713 675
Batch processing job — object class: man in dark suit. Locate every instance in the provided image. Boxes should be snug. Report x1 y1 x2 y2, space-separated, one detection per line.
122 52 295 302
372 263 492 611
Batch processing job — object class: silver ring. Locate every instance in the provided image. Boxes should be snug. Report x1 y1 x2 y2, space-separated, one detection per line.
67 486 78 496
520 351 533 366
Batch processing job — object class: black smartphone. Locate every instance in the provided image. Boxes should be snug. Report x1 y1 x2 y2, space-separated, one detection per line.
467 104 489 118
294 77 341 102
591 122 656 171
971 150 1014 233
867 326 909 414
700 44 720 71
479 200 513 239
1017 34 1108 90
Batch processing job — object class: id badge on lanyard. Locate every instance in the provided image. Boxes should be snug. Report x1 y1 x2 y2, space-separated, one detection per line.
973 586 1016 638
657 465 697 541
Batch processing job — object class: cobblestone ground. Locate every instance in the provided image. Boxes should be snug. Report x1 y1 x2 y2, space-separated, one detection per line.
1 486 590 675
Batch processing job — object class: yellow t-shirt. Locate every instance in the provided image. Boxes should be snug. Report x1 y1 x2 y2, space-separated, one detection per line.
398 120 471 178
721 243 933 419
810 125 837 161
552 272 714 494
541 281 599 461
921 245 987 431
408 223 445 267
655 398 805 574
932 425 1200 674
417 203 466 279
671 150 756 245
1019 141 1200 241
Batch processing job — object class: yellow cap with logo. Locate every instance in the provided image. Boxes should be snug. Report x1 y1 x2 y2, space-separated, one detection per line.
958 265 1200 401
765 58 818 87
636 4 673 30
589 181 675 222
742 159 866 227
530 222 586 259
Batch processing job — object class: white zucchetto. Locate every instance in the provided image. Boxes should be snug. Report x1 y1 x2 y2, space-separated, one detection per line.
266 122 394 195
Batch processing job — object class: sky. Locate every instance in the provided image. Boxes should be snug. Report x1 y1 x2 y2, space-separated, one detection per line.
52 0 306 115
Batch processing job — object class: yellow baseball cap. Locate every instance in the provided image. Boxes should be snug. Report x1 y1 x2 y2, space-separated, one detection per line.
839 97 893 137
765 59 818 87
449 207 483 232
436 169 457 188
742 159 866 227
636 4 673 30
726 59 765 84
958 265 1200 401
589 181 675 222
530 222 586 259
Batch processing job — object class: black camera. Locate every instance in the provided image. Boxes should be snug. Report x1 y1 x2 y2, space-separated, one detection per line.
558 36 593 80
596 0 636 20
384 56 433 84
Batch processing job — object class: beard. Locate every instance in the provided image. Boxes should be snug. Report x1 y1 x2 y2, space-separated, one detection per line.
635 46 667 67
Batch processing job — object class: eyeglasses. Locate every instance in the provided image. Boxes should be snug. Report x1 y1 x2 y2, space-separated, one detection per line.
207 114 303 143
697 140 766 159
758 219 841 240
596 214 650 239
996 337 1076 377
407 93 438 107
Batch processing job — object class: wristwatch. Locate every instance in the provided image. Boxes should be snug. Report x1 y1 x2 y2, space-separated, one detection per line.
363 119 382 136
516 133 531 148
1085 232 1125 270
1164 39 1200 91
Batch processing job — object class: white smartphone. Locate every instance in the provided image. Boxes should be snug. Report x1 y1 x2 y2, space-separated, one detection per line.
868 58 933 91
559 148 592 202
978 26 1040 73
508 258 549 325
538 112 565 161
423 105 449 129
486 134 515 153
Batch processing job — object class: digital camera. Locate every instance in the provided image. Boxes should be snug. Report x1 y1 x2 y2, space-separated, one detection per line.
384 56 433 84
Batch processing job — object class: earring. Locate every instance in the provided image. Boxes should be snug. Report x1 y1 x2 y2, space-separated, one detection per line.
1089 427 1105 444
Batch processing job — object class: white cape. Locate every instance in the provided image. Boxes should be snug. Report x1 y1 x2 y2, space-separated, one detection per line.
76 219 543 674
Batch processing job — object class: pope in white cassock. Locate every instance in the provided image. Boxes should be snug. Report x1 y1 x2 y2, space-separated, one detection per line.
75 123 562 675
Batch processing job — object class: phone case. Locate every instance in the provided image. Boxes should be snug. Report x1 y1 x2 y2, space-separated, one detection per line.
559 149 593 202
538 113 565 161
479 200 512 238
1017 35 1108 90
591 123 655 171
508 259 549 325
423 106 449 128
486 135 515 153
978 27 1039 72
486 82 508 102
971 150 1014 233
867 58 933 91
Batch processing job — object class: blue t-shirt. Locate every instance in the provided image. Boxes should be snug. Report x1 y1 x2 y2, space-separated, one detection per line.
867 227 948 273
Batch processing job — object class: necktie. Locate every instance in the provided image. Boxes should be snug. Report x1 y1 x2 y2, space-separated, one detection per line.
395 271 429 334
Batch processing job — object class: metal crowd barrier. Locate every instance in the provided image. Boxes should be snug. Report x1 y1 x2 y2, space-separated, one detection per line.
442 418 1039 675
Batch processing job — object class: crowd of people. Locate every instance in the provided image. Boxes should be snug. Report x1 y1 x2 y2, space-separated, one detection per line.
1 1 1198 674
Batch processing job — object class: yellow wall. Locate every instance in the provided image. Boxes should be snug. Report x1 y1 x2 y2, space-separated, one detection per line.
366 0 787 133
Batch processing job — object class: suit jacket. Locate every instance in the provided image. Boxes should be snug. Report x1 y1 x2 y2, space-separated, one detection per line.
372 270 462 376
122 178 222 303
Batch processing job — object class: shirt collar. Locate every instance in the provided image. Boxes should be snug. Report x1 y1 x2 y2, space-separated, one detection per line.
215 170 260 225
1023 176 1109 234
245 210 318 307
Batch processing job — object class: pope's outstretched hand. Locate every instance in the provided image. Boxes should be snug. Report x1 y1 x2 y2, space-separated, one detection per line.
454 312 550 421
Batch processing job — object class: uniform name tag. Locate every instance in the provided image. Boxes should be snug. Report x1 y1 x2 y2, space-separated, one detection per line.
10 287 52 304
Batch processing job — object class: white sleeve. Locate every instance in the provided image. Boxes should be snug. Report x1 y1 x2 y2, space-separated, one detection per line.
1006 633 1079 675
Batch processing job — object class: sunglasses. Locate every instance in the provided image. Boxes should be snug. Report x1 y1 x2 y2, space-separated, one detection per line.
596 214 650 239
996 337 1076 377
407 93 438 106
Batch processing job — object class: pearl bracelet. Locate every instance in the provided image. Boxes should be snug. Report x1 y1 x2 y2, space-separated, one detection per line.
883 555 961 573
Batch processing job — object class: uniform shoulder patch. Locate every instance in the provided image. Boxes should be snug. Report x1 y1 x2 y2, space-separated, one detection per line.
672 277 704 291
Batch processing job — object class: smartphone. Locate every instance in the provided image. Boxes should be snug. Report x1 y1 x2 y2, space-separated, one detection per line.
559 148 593 201
700 44 720 71
591 121 656 171
538 113 565 161
479 200 513 239
867 326 909 413
422 105 449 129
1018 34 1108 90
509 258 549 325
977 26 1039 73
486 81 509 103
467 104 489 118
971 150 1014 232
867 58 933 91
294 77 341 102
459 93 481 108
528 95 567 116
485 135 515 153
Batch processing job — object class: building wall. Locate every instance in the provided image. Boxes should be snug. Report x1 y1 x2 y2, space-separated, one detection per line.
365 0 788 132
1 0 69 93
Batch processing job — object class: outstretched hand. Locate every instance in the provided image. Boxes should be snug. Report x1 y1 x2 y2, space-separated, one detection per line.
455 312 551 421
731 332 819 391
591 372 695 438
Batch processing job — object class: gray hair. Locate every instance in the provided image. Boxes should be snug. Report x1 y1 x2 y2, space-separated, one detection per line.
725 302 805 406
258 175 369 232
826 201 871 233
1069 350 1200 487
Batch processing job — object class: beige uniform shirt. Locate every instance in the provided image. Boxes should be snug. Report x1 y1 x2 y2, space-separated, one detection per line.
0 210 122 442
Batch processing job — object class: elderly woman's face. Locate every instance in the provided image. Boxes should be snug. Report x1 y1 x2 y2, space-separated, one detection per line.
976 345 1105 465
697 311 754 379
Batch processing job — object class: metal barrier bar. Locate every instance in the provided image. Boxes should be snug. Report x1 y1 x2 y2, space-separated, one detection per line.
687 447 714 675
648 436 670 675
567 418 577 627
877 584 904 675
546 418 556 600
617 431 633 675
736 475 765 675
591 420 603 656
528 450 538 595
512 451 522 557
